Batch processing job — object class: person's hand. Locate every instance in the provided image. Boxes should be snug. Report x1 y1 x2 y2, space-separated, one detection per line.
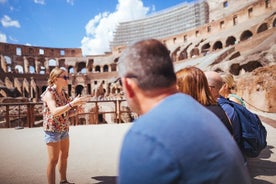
70 95 90 107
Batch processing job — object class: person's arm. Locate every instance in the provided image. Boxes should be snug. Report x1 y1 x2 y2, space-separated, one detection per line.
118 130 180 184
42 92 89 117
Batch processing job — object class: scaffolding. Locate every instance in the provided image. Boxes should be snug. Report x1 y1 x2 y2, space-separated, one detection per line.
110 1 209 48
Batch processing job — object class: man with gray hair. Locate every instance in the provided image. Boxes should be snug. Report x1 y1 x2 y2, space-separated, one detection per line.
205 71 242 152
118 39 250 184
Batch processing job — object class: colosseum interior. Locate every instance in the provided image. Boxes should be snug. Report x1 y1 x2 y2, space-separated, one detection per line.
0 0 275 127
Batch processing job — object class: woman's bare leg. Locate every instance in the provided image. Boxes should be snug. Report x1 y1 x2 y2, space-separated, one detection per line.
59 137 69 182
47 142 60 184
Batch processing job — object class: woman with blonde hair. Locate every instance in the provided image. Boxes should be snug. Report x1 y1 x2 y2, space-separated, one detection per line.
177 66 233 134
220 73 246 107
41 67 89 184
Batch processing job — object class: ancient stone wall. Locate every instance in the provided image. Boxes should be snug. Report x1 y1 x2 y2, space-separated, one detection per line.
0 0 275 112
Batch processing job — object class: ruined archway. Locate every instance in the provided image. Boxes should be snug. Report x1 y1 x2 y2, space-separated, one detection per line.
103 65 109 72
75 85 84 96
229 63 241 75
95 65 101 72
178 49 188 60
68 66 74 74
241 60 263 72
240 30 253 41
190 47 200 58
171 46 180 62
225 36 236 47
212 41 223 51
77 62 86 73
257 23 268 33
201 43 210 54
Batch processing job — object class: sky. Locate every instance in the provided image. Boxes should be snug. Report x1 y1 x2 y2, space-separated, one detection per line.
0 0 195 56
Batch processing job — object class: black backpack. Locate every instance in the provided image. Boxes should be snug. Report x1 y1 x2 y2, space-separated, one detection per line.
218 97 267 157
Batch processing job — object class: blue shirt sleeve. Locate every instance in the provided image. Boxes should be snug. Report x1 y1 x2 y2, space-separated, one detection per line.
118 130 180 184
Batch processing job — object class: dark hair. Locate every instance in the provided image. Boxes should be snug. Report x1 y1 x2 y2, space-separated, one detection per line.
118 39 176 90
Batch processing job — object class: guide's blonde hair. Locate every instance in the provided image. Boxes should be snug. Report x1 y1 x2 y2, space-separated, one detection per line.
221 73 235 89
47 67 65 85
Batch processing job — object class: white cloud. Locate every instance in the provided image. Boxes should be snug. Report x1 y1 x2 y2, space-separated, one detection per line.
1 15 20 28
0 32 7 42
81 0 150 55
34 0 45 5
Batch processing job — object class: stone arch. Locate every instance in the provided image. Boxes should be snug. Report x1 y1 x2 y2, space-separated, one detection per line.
178 49 188 60
27 57 36 73
171 46 180 62
201 43 210 54
212 41 223 51
190 47 200 58
103 65 109 72
75 85 84 96
95 65 101 72
257 23 268 33
241 60 263 72
230 63 241 75
48 59 57 72
4 56 12 72
15 65 24 73
240 30 253 41
77 62 86 73
29 65 35 73
225 36 236 47
68 66 74 74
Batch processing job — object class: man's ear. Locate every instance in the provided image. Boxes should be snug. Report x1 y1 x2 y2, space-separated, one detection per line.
122 77 136 98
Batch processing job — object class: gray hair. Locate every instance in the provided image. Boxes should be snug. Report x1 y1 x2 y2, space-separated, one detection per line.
118 39 176 90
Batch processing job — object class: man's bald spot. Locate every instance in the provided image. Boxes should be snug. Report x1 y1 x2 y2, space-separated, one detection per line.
205 71 223 89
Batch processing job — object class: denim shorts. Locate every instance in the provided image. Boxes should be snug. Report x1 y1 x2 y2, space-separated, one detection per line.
44 131 69 144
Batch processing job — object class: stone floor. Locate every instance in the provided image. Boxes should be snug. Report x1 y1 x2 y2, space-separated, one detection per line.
0 113 275 184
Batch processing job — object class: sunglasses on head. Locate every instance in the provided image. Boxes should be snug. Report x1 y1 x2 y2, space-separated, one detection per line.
58 75 69 80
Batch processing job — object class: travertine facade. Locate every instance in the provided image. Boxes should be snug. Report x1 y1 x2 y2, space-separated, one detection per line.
0 0 275 112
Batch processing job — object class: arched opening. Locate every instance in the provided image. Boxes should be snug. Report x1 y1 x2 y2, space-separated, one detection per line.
103 65 109 72
240 30 253 41
15 65 24 73
95 65 101 72
201 43 210 54
68 66 74 74
77 62 86 73
48 59 57 72
178 49 188 60
241 61 263 72
273 18 276 27
75 85 84 96
171 46 180 62
212 41 223 51
230 63 241 75
225 36 236 47
257 23 268 33
190 47 199 58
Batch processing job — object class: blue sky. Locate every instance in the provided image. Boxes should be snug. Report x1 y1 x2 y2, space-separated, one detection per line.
0 0 195 55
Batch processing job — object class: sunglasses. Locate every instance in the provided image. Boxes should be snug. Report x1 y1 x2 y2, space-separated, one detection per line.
58 75 70 80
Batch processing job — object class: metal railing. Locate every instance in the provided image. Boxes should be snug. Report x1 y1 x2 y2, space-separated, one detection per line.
0 99 135 128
